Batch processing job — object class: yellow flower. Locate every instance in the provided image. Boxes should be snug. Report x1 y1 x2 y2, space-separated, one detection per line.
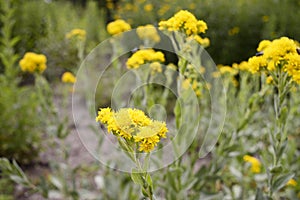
128 108 151 126
126 49 165 69
144 3 153 12
136 24 160 43
286 179 297 187
243 155 261 173
266 76 273 84
61 72 76 83
247 56 267 74
193 35 210 48
66 29 86 40
19 52 47 73
150 62 162 74
218 65 238 75
257 40 271 52
96 107 168 152
228 27 240 36
159 10 207 36
106 19 131 35
246 37 300 84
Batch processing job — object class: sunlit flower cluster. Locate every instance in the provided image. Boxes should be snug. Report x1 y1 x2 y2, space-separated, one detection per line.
159 10 207 36
19 52 47 73
61 72 76 83
136 24 160 43
126 49 165 69
106 19 131 35
96 108 168 152
243 155 261 173
247 37 300 84
65 29 86 40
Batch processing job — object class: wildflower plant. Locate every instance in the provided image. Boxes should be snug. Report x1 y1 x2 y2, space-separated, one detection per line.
246 36 300 197
96 107 168 199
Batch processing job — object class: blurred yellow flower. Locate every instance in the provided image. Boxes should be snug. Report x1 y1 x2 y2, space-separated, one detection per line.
126 49 165 69
144 3 153 12
19 52 47 73
286 178 297 187
150 62 162 74
193 35 210 48
66 29 86 40
136 24 160 43
61 72 76 83
228 27 240 36
106 19 131 35
266 76 273 84
243 155 261 173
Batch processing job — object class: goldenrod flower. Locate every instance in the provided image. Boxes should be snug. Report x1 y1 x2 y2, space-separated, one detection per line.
159 10 207 36
136 24 160 43
66 29 86 40
96 107 168 152
243 155 261 173
126 49 165 69
106 19 131 35
19 52 47 73
247 37 300 84
286 178 297 187
61 72 76 83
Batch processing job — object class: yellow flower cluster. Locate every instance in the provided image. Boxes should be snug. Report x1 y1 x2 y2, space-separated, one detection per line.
243 155 261 173
126 49 165 69
149 62 162 75
106 19 131 35
193 35 210 48
248 37 300 84
96 108 168 152
66 29 86 40
286 178 297 187
136 24 160 43
61 72 76 83
159 10 208 36
19 52 47 73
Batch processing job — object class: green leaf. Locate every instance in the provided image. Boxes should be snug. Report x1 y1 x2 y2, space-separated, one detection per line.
270 165 283 174
145 174 152 187
174 98 182 129
49 175 64 190
131 169 144 186
271 173 294 192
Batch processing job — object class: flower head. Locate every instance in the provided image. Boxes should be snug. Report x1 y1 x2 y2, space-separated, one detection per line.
286 178 297 187
126 49 165 69
66 29 86 40
243 155 261 173
61 72 76 83
136 24 160 43
96 107 168 152
159 10 207 36
107 19 131 35
19 52 47 73
246 37 300 84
